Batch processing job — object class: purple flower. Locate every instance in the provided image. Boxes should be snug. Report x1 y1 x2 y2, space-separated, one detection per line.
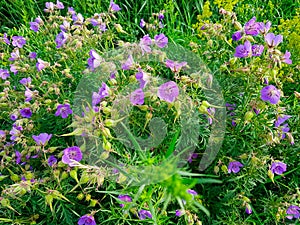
175 209 184 217
138 209 152 220
10 64 18 75
10 127 20 141
56 0 64 9
55 103 73 119
20 77 31 86
121 55 134 70
232 31 242 41
25 87 34 102
234 40 251 58
10 114 18 121
252 44 264 56
20 108 32 118
78 214 96 225
265 33 283 48
2 33 10 45
48 155 57 166
29 21 39 32
0 69 10 80
36 58 49 72
12 36 26 48
154 33 168 48
140 19 146 28
0 130 6 139
55 32 68 48
44 2 55 12
286 205 300 220
68 7 76 15
60 20 70 32
9 49 20 61
281 51 292 64
130 89 144 105
135 69 149 88
165 59 187 73
92 82 109 106
29 52 37 59
118 194 132 206
15 150 22 164
32 133 52 146
73 13 85 25
62 146 82 166
245 204 252 214
275 115 292 127
35 16 43 25
187 153 198 163
270 161 286 175
187 189 198 196
228 161 243 173
109 1 121 12
260 85 280 104
157 81 179 103
139 35 152 54
158 13 164 20
258 21 271 35
87 50 103 71
244 17 260 36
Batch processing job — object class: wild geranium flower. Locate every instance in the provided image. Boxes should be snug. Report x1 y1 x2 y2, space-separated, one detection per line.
88 50 103 71
44 2 55 12
281 51 292 64
0 69 10 80
157 81 179 103
245 204 252 214
36 58 50 71
0 130 5 139
25 87 34 102
20 108 32 118
234 40 251 58
244 17 261 36
12 36 26 48
55 32 68 48
28 52 37 59
118 194 132 207
10 114 18 121
135 69 150 88
32 133 52 146
73 13 85 25
187 153 198 163
59 20 70 32
62 146 82 166
92 82 109 106
165 59 187 73
139 35 152 54
154 33 168 48
260 85 280 104
15 150 22 164
232 31 242 41
130 89 144 105
270 161 286 175
2 33 10 45
121 55 134 70
258 21 271 35
138 209 152 220
286 205 300 220
78 214 96 225
20 77 31 86
252 44 264 56
158 12 164 20
140 19 146 28
228 161 243 173
109 1 121 12
55 104 73 119
9 49 20 61
55 0 64 9
10 64 18 75
275 115 292 127
175 209 184 217
48 155 57 166
29 21 39 32
265 33 283 48
187 189 198 196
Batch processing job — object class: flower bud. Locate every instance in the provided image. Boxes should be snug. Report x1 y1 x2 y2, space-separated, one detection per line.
60 171 69 180
102 141 112 151
100 151 110 160
77 193 84 200
234 21 243 30
244 111 254 121
89 199 97 207
85 194 91 201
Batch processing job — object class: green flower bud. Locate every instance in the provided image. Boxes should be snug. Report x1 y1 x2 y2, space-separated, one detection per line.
102 141 112 151
89 199 98 207
60 171 69 180
10 174 20 182
85 194 91 201
77 193 84 200
244 111 254 121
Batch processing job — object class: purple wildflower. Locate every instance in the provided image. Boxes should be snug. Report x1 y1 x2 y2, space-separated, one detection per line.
55 103 73 119
62 146 82 166
244 17 260 36
258 21 271 35
121 55 134 70
265 33 283 48
56 0 64 9
109 1 121 12
92 82 109 106
9 49 20 61
275 115 292 127
0 130 6 139
260 85 280 104
55 32 68 48
281 51 292 64
165 59 187 73
10 64 18 75
175 209 184 217
32 133 52 146
0 69 10 80
60 20 70 32
228 161 243 173
252 44 264 56
232 31 242 41
2 33 10 45
44 2 55 12
157 81 179 103
78 214 96 225
15 151 22 164
135 69 149 89
36 58 49 72
29 21 39 32
10 114 18 121
20 108 32 118
139 35 152 54
270 161 286 175
140 19 146 28
68 7 76 15
187 153 198 163
138 209 152 220
118 194 132 207
87 50 103 71
25 87 34 102
29 52 37 59
159 21 164 28
187 189 198 196
130 89 145 105
158 13 164 20
12 36 26 48
245 204 252 214
73 13 85 25
35 16 43 25
20 77 31 86
286 205 300 220
234 40 251 58
154 33 168 48
48 155 57 166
